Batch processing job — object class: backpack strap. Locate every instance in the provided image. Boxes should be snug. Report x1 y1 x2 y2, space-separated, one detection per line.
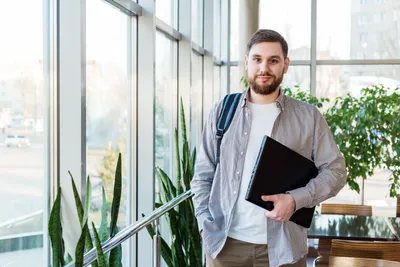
216 93 242 164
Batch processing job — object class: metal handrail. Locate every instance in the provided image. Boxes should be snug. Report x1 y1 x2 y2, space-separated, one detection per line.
65 189 194 267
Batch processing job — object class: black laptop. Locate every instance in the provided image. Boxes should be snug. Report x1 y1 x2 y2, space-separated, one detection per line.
245 136 318 228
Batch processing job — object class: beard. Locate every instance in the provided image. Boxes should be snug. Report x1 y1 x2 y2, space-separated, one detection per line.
247 70 284 95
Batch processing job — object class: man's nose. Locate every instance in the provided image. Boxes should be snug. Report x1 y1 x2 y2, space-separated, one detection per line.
259 61 271 73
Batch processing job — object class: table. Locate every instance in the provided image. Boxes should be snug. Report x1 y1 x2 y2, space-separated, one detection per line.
308 214 400 241
307 214 400 265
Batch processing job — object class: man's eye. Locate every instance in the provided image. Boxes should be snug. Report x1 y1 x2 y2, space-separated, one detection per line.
271 59 278 64
253 58 261 62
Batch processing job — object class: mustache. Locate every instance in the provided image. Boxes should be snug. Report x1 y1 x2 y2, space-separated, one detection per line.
255 72 275 78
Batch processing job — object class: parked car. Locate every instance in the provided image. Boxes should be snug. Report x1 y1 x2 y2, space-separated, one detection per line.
4 135 31 148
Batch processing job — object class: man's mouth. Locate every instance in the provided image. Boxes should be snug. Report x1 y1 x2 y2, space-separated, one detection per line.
257 76 273 81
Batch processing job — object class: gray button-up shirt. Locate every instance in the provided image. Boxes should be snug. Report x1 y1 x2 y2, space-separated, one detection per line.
191 89 347 267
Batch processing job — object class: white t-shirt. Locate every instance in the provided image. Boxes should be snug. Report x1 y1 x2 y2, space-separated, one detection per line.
228 101 280 244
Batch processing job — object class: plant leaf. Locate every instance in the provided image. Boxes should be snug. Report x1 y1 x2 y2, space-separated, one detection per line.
99 187 109 242
110 153 122 237
92 222 107 267
75 220 88 267
83 175 92 224
70 171 84 226
109 226 122 267
48 187 63 267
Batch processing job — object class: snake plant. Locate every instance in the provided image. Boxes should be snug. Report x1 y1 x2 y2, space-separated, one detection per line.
145 98 202 267
48 154 123 267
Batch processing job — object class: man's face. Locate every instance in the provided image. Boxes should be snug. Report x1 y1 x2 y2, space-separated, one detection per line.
245 42 290 95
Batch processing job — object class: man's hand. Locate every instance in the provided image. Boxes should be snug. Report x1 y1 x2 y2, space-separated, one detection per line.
261 194 296 222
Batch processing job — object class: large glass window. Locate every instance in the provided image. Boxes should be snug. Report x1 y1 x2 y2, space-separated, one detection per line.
86 0 133 250
156 0 178 29
316 64 400 213
0 0 47 265
229 66 241 94
282 66 310 92
259 0 312 60
191 53 204 148
213 0 222 60
155 31 178 252
316 65 400 99
192 0 204 46
213 66 222 103
155 32 178 178
230 0 239 61
317 0 400 59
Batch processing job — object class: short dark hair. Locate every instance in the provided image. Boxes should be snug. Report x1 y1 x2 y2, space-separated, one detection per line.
246 29 288 58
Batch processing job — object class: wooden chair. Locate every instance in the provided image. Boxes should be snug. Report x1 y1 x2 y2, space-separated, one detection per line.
321 203 373 216
313 204 373 267
329 256 400 267
331 240 400 262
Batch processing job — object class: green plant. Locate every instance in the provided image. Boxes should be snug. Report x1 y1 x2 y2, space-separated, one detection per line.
144 98 202 267
284 85 400 197
48 154 124 267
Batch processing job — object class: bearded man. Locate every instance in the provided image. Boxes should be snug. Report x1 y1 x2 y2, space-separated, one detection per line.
191 29 346 267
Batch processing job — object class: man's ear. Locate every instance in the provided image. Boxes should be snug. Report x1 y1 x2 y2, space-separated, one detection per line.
244 55 248 71
284 57 290 74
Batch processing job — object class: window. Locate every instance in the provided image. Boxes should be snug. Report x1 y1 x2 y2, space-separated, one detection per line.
316 65 400 99
374 12 385 23
317 65 400 214
0 0 48 265
191 53 204 148
192 0 204 45
358 14 367 25
155 31 178 247
318 0 399 60
376 0 384 4
155 31 177 178
229 66 241 93
282 66 310 93
259 0 312 60
230 0 239 61
86 4 133 266
156 0 177 29
375 31 383 41
213 66 221 104
360 0 368 4
359 32 368 43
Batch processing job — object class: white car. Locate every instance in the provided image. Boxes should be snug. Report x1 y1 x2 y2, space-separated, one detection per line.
4 135 31 148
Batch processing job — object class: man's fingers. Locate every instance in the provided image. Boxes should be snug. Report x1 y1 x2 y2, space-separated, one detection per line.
261 194 278 202
265 210 277 219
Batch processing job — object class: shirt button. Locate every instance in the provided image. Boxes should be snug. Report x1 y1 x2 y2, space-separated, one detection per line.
240 152 244 155
236 171 240 175
244 132 248 135
233 191 237 194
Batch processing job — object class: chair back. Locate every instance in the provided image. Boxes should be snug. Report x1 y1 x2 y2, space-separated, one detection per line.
321 203 372 216
331 240 400 262
329 256 400 267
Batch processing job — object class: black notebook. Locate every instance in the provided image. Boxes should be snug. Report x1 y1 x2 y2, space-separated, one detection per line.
245 136 318 228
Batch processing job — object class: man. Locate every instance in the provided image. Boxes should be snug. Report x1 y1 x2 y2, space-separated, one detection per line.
191 29 347 267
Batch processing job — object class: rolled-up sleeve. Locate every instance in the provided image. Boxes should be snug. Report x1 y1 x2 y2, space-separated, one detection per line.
288 107 347 211
191 105 218 231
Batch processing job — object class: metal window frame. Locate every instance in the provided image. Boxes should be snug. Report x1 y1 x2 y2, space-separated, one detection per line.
156 17 182 41
103 0 143 16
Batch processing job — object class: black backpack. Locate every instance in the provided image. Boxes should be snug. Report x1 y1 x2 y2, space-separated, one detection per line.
215 93 242 164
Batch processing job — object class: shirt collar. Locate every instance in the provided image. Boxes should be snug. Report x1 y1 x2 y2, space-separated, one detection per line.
241 87 285 111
